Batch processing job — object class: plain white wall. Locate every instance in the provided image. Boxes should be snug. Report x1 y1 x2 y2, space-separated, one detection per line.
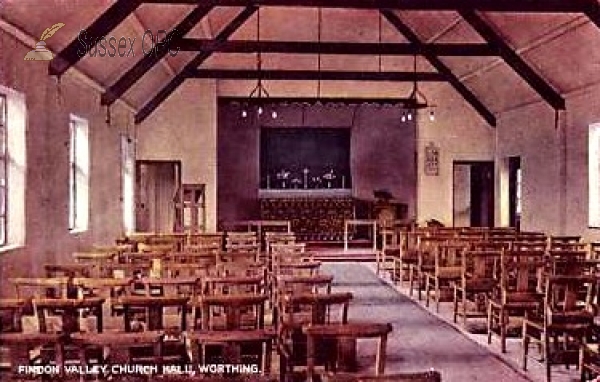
137 80 218 231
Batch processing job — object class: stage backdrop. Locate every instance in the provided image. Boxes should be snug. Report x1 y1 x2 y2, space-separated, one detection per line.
217 102 417 226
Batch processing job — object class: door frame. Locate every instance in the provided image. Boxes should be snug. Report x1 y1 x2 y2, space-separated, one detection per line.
452 160 495 227
135 160 182 232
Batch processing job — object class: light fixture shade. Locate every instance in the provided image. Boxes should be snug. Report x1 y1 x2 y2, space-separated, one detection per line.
429 109 436 122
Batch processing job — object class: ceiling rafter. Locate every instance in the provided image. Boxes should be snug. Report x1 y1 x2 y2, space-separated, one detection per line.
142 0 595 13
49 0 142 76
459 10 565 110
187 69 447 81
583 1 600 30
381 10 496 127
101 3 217 106
135 6 257 124
177 39 498 56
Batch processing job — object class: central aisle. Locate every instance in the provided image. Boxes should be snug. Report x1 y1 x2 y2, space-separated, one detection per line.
321 263 532 382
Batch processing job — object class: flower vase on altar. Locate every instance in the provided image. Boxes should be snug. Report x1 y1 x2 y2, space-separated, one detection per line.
323 169 336 189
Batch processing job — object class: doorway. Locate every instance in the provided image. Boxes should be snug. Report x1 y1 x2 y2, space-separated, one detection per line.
453 161 495 227
508 156 522 230
135 160 181 232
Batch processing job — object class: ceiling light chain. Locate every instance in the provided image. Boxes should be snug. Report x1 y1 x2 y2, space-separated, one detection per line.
401 54 436 124
317 7 323 100
242 6 277 120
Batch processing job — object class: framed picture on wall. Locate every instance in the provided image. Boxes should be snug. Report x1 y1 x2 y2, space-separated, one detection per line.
424 142 440 176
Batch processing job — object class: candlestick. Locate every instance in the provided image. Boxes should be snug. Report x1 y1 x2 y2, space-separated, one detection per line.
342 176 345 189
266 175 270 189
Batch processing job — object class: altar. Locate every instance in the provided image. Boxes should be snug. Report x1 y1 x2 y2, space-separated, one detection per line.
259 189 353 241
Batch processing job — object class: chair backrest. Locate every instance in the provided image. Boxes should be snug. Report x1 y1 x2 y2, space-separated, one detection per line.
461 250 501 284
187 232 224 248
195 293 268 330
589 242 600 259
434 242 466 270
340 371 442 382
500 250 546 297
11 277 71 299
544 275 597 328
280 292 353 329
120 295 189 332
204 274 264 296
303 322 393 379
417 237 449 266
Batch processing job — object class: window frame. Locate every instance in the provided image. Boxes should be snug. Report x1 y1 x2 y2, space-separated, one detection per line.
589 123 600 229
0 94 7 246
68 114 90 233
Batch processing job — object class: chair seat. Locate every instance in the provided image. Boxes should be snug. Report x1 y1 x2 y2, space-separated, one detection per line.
503 293 542 308
464 278 497 292
437 267 462 279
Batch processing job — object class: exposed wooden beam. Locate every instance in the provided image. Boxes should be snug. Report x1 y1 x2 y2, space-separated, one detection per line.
142 0 593 13
459 10 565 110
220 96 425 105
178 39 498 56
135 6 257 124
583 0 600 30
49 0 142 76
101 3 216 106
187 69 446 81
381 10 496 127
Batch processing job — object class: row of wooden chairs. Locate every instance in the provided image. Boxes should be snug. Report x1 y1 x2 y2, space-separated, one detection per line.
0 232 437 382
379 225 600 381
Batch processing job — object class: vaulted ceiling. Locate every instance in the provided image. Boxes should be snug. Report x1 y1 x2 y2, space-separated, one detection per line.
1 0 599 125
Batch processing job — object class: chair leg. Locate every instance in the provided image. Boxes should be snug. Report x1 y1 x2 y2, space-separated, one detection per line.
435 277 440 313
452 286 458 323
487 302 493 345
545 334 552 382
425 275 431 307
522 322 529 370
408 265 414 297
461 289 468 328
500 308 507 354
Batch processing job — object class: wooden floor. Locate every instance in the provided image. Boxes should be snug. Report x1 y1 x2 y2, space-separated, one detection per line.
323 262 582 382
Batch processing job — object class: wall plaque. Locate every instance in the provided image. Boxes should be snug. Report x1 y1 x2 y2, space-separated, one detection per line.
424 142 440 176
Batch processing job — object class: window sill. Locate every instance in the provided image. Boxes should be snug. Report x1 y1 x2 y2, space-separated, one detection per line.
69 228 88 235
0 243 24 253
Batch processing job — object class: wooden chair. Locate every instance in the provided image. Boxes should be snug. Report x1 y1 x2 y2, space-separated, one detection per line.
11 277 71 300
119 295 189 332
487 249 546 353
303 322 393 382
411 236 449 300
424 242 466 312
0 332 65 379
186 231 224 248
548 235 583 249
323 370 441 382
522 275 597 381
191 293 270 371
580 341 600 381
392 230 419 287
278 292 353 381
33 297 105 334
0 298 29 333
453 249 501 327
589 242 600 259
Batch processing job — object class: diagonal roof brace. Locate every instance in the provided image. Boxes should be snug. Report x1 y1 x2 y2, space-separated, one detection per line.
381 10 496 127
142 0 596 13
49 0 143 76
459 10 565 110
135 6 257 124
101 2 217 106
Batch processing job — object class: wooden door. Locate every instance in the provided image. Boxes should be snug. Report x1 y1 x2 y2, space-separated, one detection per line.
135 161 181 232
